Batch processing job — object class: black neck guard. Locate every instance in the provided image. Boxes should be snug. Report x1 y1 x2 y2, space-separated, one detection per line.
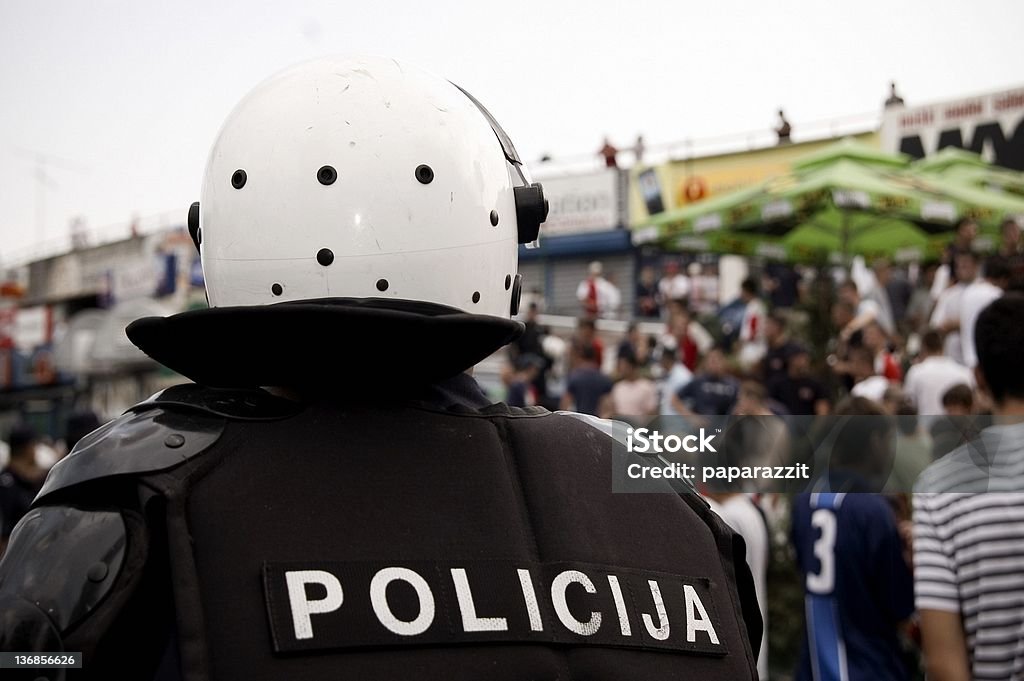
127 297 523 390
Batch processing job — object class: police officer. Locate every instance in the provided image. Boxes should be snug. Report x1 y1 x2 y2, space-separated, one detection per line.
0 56 760 680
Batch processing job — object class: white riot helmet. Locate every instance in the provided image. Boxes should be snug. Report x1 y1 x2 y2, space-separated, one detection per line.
129 56 547 387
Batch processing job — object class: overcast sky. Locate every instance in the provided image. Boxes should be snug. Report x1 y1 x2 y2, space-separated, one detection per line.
2 0 1022 259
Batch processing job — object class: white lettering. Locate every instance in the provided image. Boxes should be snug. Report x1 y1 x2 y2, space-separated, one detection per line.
285 570 344 640
642 580 670 640
607 575 632 636
550 570 602 636
683 584 720 644
450 568 508 632
517 569 545 632
369 567 435 636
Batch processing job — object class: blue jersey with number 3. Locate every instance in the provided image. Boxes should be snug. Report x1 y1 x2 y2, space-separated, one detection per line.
791 492 914 681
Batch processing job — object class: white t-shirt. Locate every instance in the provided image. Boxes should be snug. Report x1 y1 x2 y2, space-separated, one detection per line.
575 277 621 318
903 355 975 421
659 362 693 416
930 283 967 364
610 378 658 416
851 375 891 402
707 495 769 680
658 274 691 302
959 280 1002 368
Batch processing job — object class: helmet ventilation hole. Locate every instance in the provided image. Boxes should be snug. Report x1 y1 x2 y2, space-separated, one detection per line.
231 169 247 189
376 278 389 292
317 165 337 185
472 291 481 304
271 283 283 296
490 210 499 226
316 248 335 266
504 274 511 290
415 164 434 184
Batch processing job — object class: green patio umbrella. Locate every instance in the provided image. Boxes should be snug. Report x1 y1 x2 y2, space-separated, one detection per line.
913 147 1024 201
645 139 1020 264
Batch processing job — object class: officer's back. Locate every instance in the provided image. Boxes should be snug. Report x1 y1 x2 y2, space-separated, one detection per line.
0 56 759 680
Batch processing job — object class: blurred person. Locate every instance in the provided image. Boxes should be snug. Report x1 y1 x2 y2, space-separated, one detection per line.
672 346 740 426
914 294 1024 681
666 301 709 371
905 262 938 336
763 262 800 309
879 260 912 334
943 219 979 284
609 353 658 419
635 265 661 318
929 251 980 364
884 81 905 108
658 260 691 305
508 302 553 407
0 424 44 553
775 109 792 144
0 57 763 677
704 486 770 679
761 312 799 385
862 321 902 382
866 259 898 335
928 383 980 461
769 345 831 416
561 343 614 417
598 136 618 168
903 330 974 424
576 260 620 319
617 322 651 367
729 381 790 478
632 134 646 165
885 398 932 492
570 316 604 369
792 397 914 681
959 254 1009 368
998 218 1024 290
848 345 891 402
506 354 544 408
656 343 693 416
737 277 768 370
837 280 884 342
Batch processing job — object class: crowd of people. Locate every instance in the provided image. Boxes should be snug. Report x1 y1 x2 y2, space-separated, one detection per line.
502 215 1024 680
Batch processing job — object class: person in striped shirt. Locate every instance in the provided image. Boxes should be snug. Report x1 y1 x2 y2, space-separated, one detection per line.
914 294 1024 681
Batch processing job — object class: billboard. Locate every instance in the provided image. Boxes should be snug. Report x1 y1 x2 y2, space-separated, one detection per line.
627 131 880 225
880 85 1024 170
534 169 623 237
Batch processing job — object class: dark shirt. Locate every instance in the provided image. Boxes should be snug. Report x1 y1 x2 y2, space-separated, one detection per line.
676 374 739 416
566 368 614 416
769 375 828 416
763 340 799 385
792 491 913 681
0 467 41 539
635 281 660 318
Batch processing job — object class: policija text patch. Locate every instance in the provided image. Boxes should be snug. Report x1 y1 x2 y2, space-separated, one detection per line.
263 560 726 656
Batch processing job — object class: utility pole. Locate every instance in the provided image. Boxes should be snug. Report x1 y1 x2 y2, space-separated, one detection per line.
11 147 89 246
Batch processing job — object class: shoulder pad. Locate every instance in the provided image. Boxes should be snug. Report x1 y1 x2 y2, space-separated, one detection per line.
36 404 224 502
475 403 549 417
555 411 701 497
0 505 125 633
135 383 304 421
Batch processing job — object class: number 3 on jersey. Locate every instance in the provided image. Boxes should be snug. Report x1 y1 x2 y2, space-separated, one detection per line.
806 508 837 595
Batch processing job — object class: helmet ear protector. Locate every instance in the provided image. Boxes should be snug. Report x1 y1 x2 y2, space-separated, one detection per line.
452 83 548 244
188 201 201 253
